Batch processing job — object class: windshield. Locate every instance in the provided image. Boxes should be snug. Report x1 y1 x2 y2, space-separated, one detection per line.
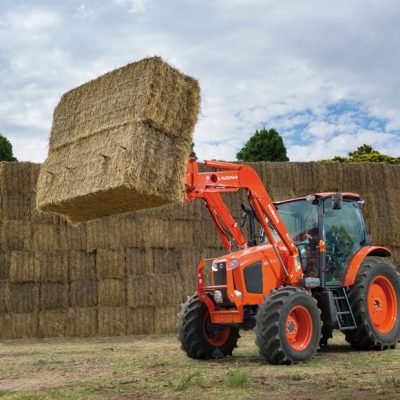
274 199 318 242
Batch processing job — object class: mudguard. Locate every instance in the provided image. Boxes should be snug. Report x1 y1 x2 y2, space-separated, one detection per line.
342 246 391 287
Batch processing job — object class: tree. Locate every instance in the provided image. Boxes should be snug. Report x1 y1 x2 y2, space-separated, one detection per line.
189 142 197 160
0 134 17 161
236 128 289 162
332 144 400 165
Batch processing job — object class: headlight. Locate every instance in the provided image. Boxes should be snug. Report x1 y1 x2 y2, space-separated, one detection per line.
231 258 240 268
211 261 218 271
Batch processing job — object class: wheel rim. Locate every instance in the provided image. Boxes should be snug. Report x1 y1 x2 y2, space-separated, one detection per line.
286 305 313 351
368 275 398 334
204 313 231 347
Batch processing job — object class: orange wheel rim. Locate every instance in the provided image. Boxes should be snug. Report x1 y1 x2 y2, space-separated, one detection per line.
286 305 313 351
368 275 398 334
204 313 231 346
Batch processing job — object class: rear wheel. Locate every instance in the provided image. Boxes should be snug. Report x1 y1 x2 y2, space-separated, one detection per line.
345 257 400 349
178 294 239 359
255 287 321 364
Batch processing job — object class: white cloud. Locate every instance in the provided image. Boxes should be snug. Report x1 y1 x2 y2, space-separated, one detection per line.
112 0 147 13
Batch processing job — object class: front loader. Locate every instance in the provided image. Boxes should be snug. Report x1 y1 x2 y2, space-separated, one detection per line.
178 159 400 364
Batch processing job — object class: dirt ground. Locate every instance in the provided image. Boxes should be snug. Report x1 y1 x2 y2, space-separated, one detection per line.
0 331 399 400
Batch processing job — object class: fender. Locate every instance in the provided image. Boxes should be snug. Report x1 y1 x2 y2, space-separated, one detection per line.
342 246 391 287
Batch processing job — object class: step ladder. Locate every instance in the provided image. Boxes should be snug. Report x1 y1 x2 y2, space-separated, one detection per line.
331 287 357 330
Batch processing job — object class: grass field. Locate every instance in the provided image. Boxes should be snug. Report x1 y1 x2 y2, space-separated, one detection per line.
0 331 399 399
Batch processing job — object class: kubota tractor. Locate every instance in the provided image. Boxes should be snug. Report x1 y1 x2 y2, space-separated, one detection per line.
178 159 400 364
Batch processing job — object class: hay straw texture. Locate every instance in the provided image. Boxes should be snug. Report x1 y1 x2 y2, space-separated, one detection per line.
36 56 200 223
0 161 399 339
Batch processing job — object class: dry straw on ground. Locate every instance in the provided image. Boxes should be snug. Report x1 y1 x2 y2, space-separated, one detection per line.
36 56 200 223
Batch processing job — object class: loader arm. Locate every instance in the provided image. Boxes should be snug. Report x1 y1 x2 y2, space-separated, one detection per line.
184 158 302 283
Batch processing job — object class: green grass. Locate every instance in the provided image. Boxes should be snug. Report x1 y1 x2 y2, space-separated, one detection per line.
225 369 250 388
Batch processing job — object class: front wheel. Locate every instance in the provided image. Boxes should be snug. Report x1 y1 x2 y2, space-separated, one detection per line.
345 256 400 350
255 287 321 364
178 294 239 359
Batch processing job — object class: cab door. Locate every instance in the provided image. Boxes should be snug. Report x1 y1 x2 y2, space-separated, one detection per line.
323 199 367 285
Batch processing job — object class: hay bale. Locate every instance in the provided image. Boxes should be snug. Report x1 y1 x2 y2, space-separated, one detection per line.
37 251 69 282
154 305 180 334
66 307 97 337
127 273 182 308
0 312 38 339
9 283 39 313
98 307 127 336
40 282 68 310
98 279 126 307
0 162 40 195
38 310 66 337
31 223 60 251
70 280 97 307
0 251 11 280
96 249 125 279
69 250 96 281
125 248 149 275
37 56 200 223
0 221 31 251
127 307 155 335
1 193 36 220
58 221 87 250
0 280 10 313
10 251 40 283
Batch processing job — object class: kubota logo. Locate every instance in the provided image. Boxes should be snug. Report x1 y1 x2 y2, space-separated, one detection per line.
268 204 280 224
218 175 238 181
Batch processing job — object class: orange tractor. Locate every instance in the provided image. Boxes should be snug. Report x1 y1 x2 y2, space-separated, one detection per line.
178 159 400 364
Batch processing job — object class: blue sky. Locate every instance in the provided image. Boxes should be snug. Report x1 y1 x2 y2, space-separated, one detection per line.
1 0 399 162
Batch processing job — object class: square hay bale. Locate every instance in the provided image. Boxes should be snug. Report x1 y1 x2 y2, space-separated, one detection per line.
37 56 200 223
127 273 182 308
39 310 66 337
0 162 40 195
40 282 68 310
86 216 123 250
31 223 60 251
98 307 127 336
0 251 11 280
0 220 31 251
0 312 38 339
69 250 96 281
98 279 126 307
58 221 87 250
70 280 98 307
10 251 40 283
127 307 155 335
126 248 151 276
0 280 10 313
154 305 180 334
96 249 126 279
66 307 97 337
1 193 36 220
37 251 69 282
9 283 39 313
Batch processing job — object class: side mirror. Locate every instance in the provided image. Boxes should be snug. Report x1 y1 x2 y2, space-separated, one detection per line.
332 192 342 210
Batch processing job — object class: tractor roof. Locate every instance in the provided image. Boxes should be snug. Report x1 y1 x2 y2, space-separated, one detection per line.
274 192 360 205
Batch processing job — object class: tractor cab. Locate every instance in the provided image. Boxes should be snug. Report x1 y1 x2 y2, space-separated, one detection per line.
273 192 367 286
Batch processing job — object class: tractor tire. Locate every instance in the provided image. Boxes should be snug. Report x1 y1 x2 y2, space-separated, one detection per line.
345 256 400 350
178 294 239 359
255 286 321 364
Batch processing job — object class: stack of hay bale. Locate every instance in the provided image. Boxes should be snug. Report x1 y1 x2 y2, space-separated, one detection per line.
0 161 399 339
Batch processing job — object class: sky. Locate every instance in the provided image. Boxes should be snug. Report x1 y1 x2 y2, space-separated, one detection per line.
0 0 399 162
